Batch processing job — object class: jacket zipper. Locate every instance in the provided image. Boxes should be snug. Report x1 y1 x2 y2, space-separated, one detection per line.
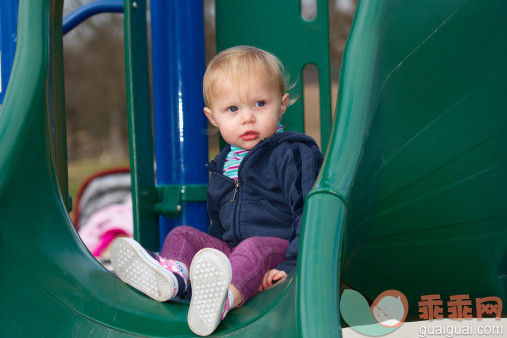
208 137 277 244
230 180 239 202
231 180 240 242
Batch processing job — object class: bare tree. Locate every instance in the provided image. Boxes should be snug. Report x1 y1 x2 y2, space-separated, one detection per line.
63 2 127 163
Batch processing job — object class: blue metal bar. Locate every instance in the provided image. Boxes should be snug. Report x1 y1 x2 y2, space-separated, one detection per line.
150 0 209 246
1 0 124 104
0 0 18 104
62 0 123 35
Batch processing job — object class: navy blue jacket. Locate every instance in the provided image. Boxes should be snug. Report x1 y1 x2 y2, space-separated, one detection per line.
206 131 324 274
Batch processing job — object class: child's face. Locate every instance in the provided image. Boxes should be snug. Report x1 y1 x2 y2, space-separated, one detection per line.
204 72 289 150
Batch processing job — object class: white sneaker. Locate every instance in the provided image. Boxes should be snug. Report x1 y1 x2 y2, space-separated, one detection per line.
188 248 232 336
110 237 178 302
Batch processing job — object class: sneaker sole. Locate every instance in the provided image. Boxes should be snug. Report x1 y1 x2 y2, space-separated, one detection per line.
110 238 178 302
188 248 232 336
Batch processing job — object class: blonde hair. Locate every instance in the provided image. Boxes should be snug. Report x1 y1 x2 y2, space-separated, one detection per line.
203 46 291 107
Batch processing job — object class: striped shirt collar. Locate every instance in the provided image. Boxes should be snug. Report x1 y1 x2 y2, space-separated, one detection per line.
230 123 284 153
223 123 284 180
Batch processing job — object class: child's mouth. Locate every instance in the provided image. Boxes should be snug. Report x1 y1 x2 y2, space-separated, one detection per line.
241 130 259 141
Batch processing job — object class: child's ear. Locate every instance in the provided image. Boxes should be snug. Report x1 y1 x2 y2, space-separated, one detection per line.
280 93 290 117
204 107 218 127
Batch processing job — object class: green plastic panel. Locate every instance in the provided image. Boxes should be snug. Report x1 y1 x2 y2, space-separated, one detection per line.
215 0 332 153
298 191 346 336
124 0 159 250
48 0 70 212
312 0 507 322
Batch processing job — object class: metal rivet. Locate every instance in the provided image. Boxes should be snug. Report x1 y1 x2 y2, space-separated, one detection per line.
132 2 138 9
177 205 182 212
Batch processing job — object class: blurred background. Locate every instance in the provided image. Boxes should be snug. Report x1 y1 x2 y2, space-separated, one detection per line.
63 0 358 202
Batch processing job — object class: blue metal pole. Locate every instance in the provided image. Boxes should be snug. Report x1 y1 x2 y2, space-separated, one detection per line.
150 0 209 246
0 0 18 105
62 0 124 35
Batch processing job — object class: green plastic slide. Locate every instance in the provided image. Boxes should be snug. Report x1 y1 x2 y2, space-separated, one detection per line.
1 0 505 336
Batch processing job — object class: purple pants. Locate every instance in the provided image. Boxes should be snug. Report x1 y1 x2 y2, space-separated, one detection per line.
160 225 289 305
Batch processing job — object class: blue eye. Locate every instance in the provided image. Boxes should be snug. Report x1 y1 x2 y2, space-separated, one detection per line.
255 101 265 107
227 106 238 112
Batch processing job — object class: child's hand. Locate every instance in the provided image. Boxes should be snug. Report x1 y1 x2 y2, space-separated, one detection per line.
259 269 287 291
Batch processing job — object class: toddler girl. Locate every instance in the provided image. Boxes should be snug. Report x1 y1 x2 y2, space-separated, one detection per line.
111 45 323 336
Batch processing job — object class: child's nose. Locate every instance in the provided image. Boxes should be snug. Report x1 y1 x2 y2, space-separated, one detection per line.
241 109 255 124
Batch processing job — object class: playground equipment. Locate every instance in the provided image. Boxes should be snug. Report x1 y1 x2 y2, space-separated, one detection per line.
0 0 17 104
1 0 506 336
